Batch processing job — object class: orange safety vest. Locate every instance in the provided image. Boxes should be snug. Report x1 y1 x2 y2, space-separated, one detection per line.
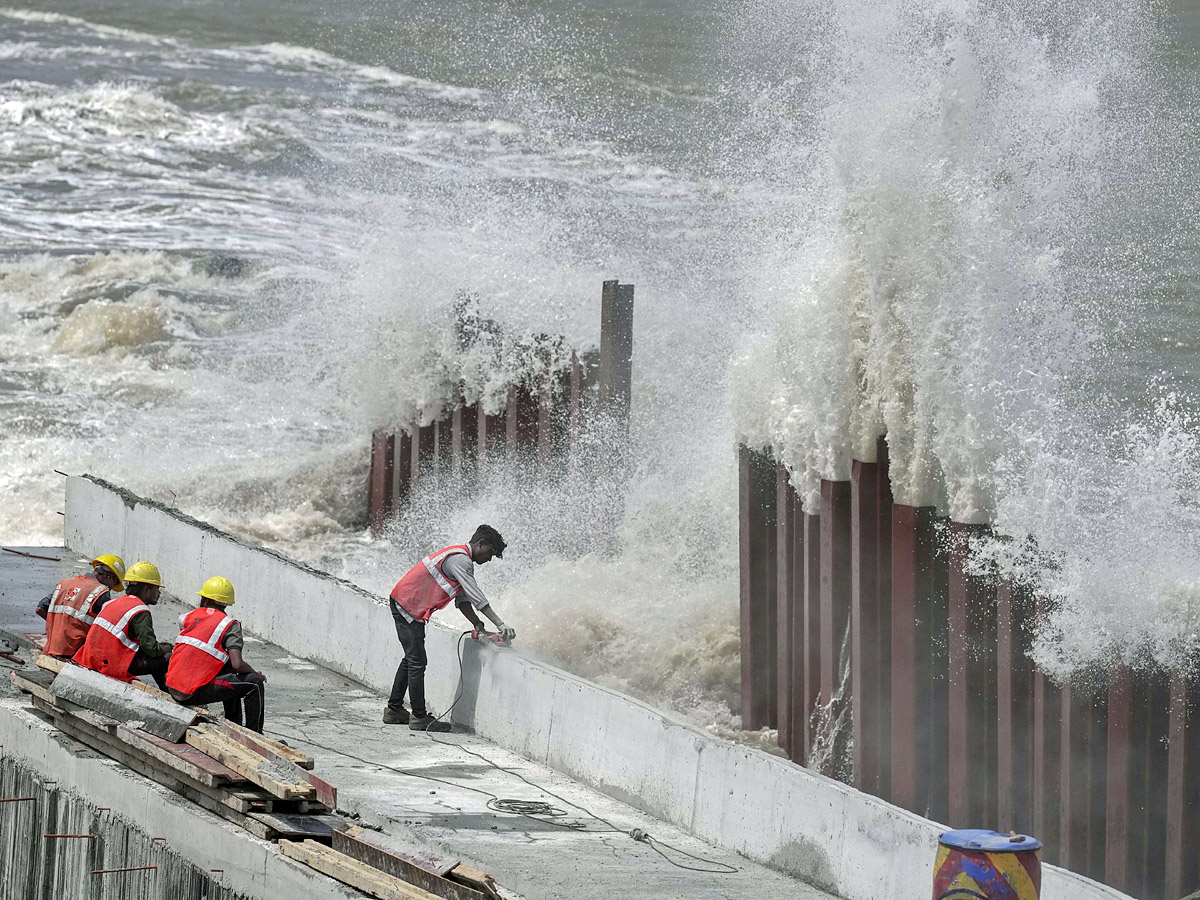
44 575 110 657
167 607 236 695
72 594 150 682
390 544 472 622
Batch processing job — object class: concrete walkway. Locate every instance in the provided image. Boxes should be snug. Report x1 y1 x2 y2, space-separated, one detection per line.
0 547 837 900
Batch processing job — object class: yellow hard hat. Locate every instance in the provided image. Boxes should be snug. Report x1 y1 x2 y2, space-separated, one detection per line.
197 576 235 606
123 561 162 587
90 554 126 588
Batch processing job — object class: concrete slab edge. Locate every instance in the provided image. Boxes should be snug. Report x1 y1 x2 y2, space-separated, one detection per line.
0 699 362 900
63 475 1131 900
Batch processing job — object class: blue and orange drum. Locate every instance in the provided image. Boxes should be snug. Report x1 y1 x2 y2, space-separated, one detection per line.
932 829 1042 900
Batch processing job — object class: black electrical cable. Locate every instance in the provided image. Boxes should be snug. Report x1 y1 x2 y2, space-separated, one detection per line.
267 630 739 875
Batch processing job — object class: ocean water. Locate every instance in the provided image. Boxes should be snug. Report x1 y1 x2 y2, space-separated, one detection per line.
2 1 1197 725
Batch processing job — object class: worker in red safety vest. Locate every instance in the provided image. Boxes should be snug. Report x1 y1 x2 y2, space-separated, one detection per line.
385 524 515 732
73 561 172 689
166 577 266 733
36 553 126 658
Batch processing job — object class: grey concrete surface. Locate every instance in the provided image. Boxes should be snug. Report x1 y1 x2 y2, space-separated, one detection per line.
0 547 834 900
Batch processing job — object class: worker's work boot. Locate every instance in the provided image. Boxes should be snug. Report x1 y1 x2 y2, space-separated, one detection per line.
408 714 452 733
382 706 410 725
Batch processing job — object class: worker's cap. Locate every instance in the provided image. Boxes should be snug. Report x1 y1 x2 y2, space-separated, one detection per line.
470 524 506 558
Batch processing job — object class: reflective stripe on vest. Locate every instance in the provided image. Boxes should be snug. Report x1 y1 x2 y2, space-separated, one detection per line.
390 544 470 622
47 585 106 624
44 576 109 657
73 594 150 681
95 600 150 652
167 607 236 695
176 614 233 663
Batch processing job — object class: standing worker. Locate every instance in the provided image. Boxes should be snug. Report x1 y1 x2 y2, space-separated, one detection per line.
166 577 266 733
385 524 516 732
36 553 126 658
73 561 172 689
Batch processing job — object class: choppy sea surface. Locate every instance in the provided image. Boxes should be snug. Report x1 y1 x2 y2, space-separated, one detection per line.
2 1 1197 725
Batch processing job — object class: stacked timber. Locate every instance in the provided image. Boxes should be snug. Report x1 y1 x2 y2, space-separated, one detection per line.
7 650 507 900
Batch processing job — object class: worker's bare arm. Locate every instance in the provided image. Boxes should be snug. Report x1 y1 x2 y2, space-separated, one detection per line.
227 647 266 683
458 602 485 631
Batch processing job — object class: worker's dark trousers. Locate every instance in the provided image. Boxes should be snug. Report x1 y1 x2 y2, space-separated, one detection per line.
128 652 170 691
174 672 266 733
387 600 428 717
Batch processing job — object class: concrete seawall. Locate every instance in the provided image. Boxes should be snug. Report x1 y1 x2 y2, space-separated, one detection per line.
63 475 1129 900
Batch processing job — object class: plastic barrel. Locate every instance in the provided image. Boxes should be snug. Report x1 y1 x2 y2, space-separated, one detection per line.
932 829 1042 900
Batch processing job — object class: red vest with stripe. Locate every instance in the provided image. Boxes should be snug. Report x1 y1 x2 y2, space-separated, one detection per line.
390 544 471 622
167 607 236 695
44 575 110 657
72 594 150 682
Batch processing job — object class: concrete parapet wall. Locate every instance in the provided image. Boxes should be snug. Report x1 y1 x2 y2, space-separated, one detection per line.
64 475 1128 900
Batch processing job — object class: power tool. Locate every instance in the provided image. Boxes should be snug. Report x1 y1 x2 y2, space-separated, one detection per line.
470 630 512 648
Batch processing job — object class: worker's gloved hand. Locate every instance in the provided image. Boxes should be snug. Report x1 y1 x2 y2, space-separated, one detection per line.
498 624 516 643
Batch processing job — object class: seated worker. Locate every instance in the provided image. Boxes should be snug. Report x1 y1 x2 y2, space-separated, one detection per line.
73 561 172 690
385 524 515 732
36 553 126 658
166 577 266 734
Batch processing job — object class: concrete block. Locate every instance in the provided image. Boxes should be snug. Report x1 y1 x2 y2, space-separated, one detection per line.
51 663 197 742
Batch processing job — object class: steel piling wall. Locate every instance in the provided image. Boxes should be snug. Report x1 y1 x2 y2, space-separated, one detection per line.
366 281 629 535
737 439 1200 899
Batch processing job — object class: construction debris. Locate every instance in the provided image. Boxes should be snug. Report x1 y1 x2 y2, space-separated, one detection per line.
6 660 506 900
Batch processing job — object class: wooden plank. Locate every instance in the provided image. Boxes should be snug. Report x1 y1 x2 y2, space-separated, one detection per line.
116 725 245 787
332 828 484 900
218 719 313 769
281 840 444 900
30 695 250 827
335 824 460 877
187 725 315 801
248 813 336 841
227 790 272 813
9 668 58 705
212 721 333 806
24 632 47 650
446 864 503 900
35 652 64 675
